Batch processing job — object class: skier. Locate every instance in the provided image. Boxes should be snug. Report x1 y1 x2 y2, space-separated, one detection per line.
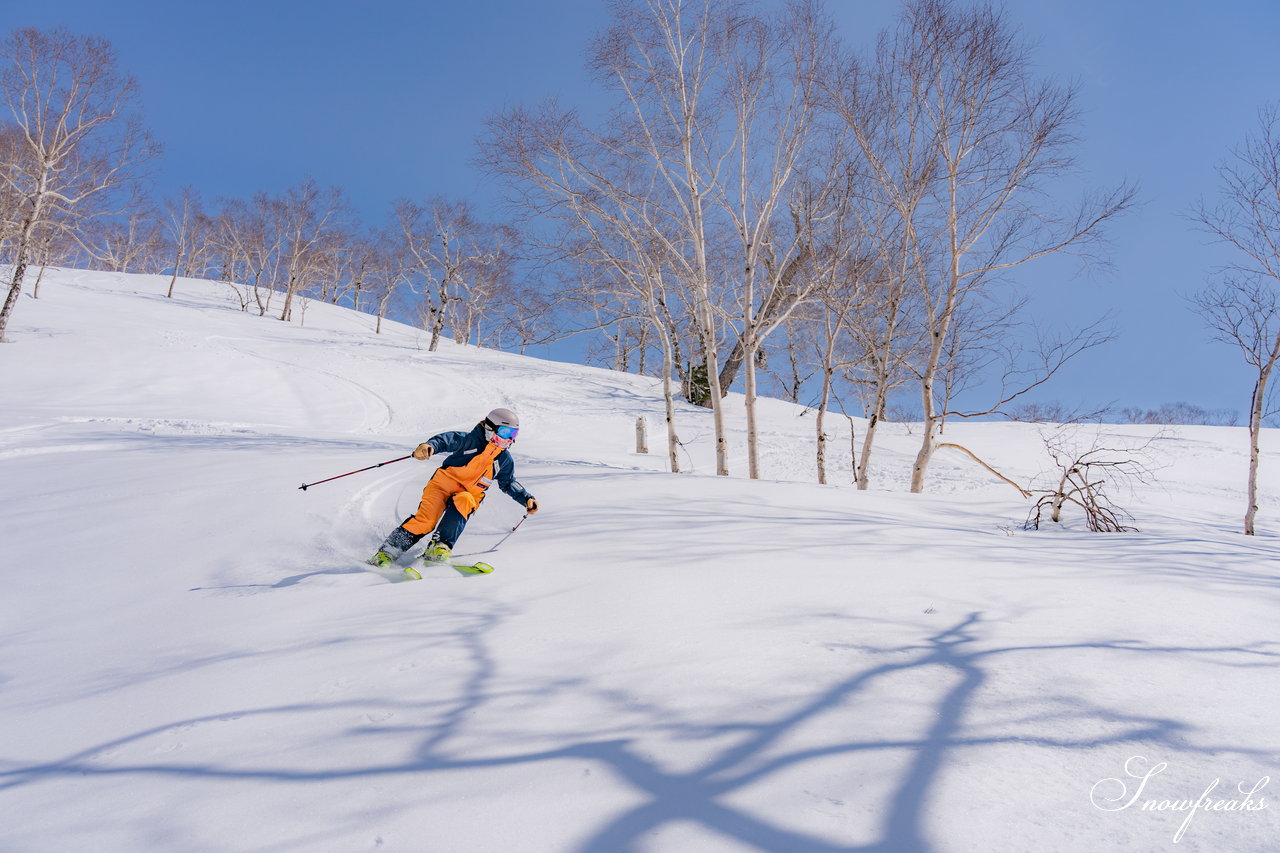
367 407 538 570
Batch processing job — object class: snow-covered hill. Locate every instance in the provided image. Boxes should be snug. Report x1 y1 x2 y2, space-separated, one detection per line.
1 270 1276 852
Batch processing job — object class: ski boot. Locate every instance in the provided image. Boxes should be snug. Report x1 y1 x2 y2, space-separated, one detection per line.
423 541 452 564
367 550 395 568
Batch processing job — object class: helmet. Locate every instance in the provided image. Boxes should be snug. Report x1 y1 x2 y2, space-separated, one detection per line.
482 407 520 447
485 407 519 428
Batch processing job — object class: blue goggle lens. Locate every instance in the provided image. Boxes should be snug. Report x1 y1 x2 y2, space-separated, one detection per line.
495 425 519 440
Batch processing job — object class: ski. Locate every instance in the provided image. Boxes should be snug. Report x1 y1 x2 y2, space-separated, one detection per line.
366 551 495 581
452 561 495 575
402 560 494 580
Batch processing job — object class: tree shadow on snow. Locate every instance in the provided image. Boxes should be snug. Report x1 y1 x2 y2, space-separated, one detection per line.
560 613 1279 852
2 610 1276 852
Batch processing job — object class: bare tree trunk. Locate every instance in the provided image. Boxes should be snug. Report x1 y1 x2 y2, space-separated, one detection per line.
700 320 729 475
663 371 681 473
849 412 860 481
0 262 28 342
717 250 811 393
253 271 269 316
654 313 681 473
857 382 890 490
429 289 448 351
816 366 833 485
0 216 38 343
1245 371 1269 535
745 332 760 479
376 281 398 335
166 246 184 298
848 415 858 485
910 325 949 493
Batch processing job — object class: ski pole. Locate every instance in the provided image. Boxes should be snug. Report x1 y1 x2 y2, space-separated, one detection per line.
298 454 413 491
489 513 529 550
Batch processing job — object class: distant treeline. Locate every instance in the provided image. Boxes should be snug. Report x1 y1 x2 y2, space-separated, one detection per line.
1004 401 1240 428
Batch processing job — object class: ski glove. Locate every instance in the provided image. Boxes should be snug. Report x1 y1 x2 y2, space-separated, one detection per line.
525 497 539 514
412 443 434 460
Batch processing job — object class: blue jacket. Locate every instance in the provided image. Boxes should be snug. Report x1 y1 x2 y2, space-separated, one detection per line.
426 423 534 505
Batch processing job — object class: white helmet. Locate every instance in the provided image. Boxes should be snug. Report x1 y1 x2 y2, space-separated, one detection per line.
485 407 519 428
482 407 520 447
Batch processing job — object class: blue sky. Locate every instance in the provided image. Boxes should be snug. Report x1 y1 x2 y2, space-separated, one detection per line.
4 0 1279 418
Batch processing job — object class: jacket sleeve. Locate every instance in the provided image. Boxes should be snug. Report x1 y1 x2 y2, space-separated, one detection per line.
496 453 534 504
427 430 471 455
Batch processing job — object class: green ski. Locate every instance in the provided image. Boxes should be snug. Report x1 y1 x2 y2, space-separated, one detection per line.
402 560 494 580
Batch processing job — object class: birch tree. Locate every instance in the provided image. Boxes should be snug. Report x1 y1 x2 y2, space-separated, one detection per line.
488 0 840 476
705 0 840 478
395 197 511 351
364 230 410 334
162 187 207 298
334 229 385 313
451 222 520 346
211 195 284 315
480 102 691 472
81 202 166 272
579 0 743 473
841 0 1132 493
276 179 349 323
1191 105 1280 535
0 27 158 341
827 11 940 490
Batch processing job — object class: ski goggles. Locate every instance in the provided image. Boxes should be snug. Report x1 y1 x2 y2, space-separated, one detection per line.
494 424 519 441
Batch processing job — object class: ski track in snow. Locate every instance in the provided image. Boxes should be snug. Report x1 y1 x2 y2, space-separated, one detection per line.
0 270 1278 853
207 334 398 436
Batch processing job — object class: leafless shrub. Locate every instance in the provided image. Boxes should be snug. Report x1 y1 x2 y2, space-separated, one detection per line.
1025 427 1166 533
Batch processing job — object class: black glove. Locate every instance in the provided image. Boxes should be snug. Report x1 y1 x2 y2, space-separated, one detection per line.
525 497 539 514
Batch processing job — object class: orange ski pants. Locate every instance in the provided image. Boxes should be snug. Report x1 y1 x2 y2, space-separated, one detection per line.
402 444 499 537
402 473 484 537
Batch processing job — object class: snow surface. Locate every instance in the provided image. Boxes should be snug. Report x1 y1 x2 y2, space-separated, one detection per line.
1 269 1277 853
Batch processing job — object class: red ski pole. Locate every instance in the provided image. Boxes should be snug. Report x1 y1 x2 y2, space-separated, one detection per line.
490 513 529 550
298 455 413 490
467 514 531 557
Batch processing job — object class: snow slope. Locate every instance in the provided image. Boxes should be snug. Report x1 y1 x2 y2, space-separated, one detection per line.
1 270 1276 853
